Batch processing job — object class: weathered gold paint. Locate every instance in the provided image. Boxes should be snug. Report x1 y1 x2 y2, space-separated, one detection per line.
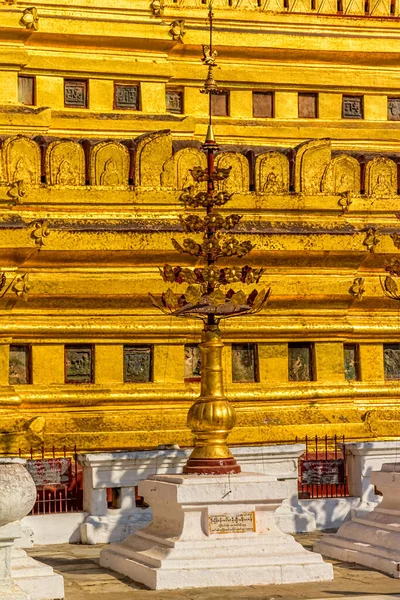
0 1 399 453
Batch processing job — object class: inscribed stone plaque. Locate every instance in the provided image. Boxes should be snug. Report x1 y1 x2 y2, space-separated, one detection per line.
184 344 201 380
64 80 87 108
388 98 400 121
124 345 152 382
26 458 71 486
209 512 255 534
211 92 229 117
384 344 400 380
253 92 273 118
232 343 257 382
114 84 139 110
344 344 359 381
288 343 313 381
342 95 363 119
166 90 183 114
298 93 318 118
301 460 345 485
9 345 30 385
65 345 93 383
18 76 35 106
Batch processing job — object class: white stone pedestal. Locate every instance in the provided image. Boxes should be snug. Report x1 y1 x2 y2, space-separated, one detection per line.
315 462 400 578
100 472 333 590
11 548 64 600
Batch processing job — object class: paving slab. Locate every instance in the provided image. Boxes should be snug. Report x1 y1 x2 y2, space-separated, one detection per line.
27 532 400 600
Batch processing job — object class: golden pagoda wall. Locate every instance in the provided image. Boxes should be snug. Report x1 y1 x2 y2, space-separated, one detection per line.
0 2 400 453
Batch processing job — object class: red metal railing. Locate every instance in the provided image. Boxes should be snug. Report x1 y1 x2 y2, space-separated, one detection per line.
296 435 349 499
19 446 83 515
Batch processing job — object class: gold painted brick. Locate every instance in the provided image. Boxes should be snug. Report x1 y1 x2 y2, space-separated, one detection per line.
230 90 253 119
315 342 345 383
0 343 10 386
140 82 165 114
184 86 209 117
0 71 18 105
223 344 233 385
35 76 64 110
95 344 123 384
359 343 385 382
364 94 387 121
318 93 342 120
89 79 114 112
274 92 298 119
258 343 288 385
32 345 65 385
153 344 184 382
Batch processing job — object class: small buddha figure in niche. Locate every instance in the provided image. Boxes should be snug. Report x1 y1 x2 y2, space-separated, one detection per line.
337 173 352 194
12 157 33 184
100 158 121 186
263 171 281 194
56 159 76 185
372 173 391 196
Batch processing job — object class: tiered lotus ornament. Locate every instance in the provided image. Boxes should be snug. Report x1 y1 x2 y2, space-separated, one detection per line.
150 6 270 474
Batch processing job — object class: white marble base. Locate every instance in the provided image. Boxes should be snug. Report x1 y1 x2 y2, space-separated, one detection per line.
81 513 152 545
315 462 400 578
100 472 333 590
11 548 64 600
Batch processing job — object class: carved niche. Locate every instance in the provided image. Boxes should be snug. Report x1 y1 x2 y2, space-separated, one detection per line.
255 151 289 194
321 155 361 195
215 152 249 193
365 156 397 197
90 141 129 186
134 131 172 188
2 135 40 185
369 0 390 14
342 0 365 13
161 147 207 190
295 139 331 194
288 0 310 12
45 140 85 186
315 0 338 11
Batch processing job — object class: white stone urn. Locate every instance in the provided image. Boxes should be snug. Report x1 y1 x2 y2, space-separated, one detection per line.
0 458 36 599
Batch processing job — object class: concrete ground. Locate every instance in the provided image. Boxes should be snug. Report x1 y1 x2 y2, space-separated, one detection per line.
27 532 400 600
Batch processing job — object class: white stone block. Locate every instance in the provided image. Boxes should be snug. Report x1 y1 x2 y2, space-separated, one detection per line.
315 462 400 578
11 548 64 600
100 472 333 590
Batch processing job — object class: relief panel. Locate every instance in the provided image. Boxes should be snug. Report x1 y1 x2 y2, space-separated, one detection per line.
342 0 365 13
45 140 85 186
288 343 313 381
161 147 207 190
388 98 400 121
342 96 363 119
322 155 361 195
2 135 40 185
288 0 311 11
9 345 30 385
368 0 390 15
184 344 201 381
365 156 397 197
90 141 129 186
215 152 249 193
316 0 338 11
124 345 152 383
65 345 93 384
384 344 400 380
295 139 331 194
134 131 173 188
232 343 258 383
255 151 289 194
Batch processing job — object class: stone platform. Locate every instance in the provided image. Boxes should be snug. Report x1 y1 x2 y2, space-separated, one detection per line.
99 473 332 589
315 462 400 578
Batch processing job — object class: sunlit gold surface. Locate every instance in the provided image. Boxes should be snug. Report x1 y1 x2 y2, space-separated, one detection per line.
0 2 400 453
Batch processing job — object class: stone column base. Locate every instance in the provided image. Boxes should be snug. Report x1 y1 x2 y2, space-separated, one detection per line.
100 472 333 590
315 463 400 578
11 548 64 600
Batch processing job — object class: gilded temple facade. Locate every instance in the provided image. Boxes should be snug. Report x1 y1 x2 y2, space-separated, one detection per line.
1 0 400 453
